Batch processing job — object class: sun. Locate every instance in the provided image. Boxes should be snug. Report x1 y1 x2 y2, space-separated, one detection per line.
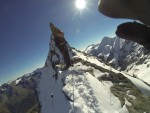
75 0 86 10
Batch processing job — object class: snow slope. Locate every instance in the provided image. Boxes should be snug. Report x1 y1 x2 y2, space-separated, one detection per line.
125 57 150 84
38 67 71 113
1 32 150 112
36 32 150 113
122 72 150 96
74 50 150 97
38 62 129 113
37 48 150 113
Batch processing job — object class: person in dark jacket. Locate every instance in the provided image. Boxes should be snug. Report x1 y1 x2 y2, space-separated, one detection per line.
50 23 71 69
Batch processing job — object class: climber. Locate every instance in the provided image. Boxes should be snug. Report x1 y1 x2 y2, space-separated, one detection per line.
50 23 71 70
51 93 54 98
98 0 150 50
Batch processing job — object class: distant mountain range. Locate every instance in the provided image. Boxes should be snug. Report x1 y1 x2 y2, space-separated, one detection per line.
84 36 150 83
0 36 150 113
0 68 42 113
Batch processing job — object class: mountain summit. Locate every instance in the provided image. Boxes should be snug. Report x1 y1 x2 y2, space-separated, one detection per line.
0 33 150 113
37 34 150 113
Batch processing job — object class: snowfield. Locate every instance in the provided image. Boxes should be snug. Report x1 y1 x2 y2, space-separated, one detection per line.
38 48 150 113
126 60 150 84
38 67 71 113
38 62 129 113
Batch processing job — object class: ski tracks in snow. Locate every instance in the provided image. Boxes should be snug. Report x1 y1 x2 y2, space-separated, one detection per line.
63 64 102 113
38 63 129 113
63 63 128 113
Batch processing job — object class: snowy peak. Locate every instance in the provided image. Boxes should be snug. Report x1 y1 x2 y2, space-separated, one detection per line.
84 36 150 84
1 35 150 113
44 35 73 68
84 44 98 52
98 36 115 50
84 36 144 68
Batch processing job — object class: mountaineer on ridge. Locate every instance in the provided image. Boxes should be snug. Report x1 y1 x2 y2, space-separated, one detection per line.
49 23 71 70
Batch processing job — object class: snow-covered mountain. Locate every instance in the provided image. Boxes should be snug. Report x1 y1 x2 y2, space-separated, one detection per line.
37 36 150 113
84 36 150 84
38 45 150 113
1 36 150 113
0 68 42 113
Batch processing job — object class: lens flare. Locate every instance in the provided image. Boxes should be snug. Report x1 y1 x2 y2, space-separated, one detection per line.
75 0 86 10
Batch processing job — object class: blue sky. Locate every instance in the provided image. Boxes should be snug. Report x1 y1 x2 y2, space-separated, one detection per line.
0 0 131 84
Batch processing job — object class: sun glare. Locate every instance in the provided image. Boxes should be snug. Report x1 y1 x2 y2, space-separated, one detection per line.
75 0 86 10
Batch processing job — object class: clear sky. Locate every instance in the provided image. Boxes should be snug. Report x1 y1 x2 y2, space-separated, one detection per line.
0 0 131 84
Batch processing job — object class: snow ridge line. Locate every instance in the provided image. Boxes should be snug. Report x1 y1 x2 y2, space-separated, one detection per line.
72 56 150 88
71 57 117 75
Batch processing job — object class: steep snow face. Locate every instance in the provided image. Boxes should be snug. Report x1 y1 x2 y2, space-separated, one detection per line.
38 35 73 113
38 66 71 113
38 62 129 113
125 57 150 84
84 36 150 83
